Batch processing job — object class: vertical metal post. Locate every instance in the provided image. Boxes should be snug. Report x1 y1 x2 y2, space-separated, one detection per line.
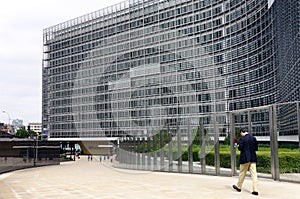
125 140 129 167
36 139 38 166
127 139 130 168
199 123 206 174
177 127 182 173
124 140 127 168
153 131 157 170
269 105 280 180
160 130 165 171
129 139 132 168
230 112 237 175
297 102 300 154
214 115 220 175
119 140 122 166
126 138 132 168
130 139 133 168
147 134 151 170
142 137 145 170
73 144 75 161
188 124 193 173
131 138 134 169
118 140 122 165
26 148 29 163
33 138 36 166
133 137 137 169
168 130 173 172
120 140 124 166
137 137 140 170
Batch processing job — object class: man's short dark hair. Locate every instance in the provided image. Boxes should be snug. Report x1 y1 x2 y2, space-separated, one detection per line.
240 128 247 133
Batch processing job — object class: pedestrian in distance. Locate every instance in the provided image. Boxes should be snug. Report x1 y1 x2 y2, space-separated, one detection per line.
233 128 259 196
88 155 90 161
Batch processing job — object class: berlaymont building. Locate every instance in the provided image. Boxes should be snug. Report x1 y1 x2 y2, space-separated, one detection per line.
42 0 299 154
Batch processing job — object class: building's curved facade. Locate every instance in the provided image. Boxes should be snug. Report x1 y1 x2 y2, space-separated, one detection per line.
42 0 299 141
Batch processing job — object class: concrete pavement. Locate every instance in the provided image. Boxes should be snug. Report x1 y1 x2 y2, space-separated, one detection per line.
0 156 299 199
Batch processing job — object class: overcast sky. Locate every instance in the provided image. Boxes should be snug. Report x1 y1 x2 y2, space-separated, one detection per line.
0 0 123 125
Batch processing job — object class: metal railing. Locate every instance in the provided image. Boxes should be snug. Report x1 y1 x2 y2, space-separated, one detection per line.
114 101 300 183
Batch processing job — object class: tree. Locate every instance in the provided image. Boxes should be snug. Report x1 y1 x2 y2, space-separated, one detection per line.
16 128 37 138
16 129 28 138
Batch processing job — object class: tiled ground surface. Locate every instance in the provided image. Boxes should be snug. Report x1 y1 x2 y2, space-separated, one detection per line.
0 156 299 199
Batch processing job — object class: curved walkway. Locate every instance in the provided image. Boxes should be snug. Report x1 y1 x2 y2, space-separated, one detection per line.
0 156 299 199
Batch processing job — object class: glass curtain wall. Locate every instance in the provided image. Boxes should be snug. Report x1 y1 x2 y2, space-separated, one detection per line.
42 0 276 141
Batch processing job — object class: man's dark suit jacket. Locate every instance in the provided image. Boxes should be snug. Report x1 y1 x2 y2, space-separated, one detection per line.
238 134 258 164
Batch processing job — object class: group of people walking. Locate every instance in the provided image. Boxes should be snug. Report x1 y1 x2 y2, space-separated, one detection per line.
87 154 113 163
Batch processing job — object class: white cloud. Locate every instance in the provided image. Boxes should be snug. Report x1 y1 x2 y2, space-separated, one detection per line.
0 0 123 125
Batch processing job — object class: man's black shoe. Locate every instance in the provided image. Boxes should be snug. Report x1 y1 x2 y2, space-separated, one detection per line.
252 191 259 195
232 185 241 192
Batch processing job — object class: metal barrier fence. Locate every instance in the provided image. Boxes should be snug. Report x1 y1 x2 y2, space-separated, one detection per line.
114 102 300 183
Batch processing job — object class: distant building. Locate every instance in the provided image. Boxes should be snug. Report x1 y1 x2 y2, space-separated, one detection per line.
0 125 13 138
28 123 42 135
11 119 23 128
0 122 13 135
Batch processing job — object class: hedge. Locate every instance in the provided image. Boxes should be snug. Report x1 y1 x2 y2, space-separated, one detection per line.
180 148 300 174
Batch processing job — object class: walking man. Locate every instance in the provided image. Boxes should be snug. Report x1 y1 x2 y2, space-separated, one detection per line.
233 128 259 195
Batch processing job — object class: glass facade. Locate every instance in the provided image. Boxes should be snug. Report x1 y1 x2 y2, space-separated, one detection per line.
273 0 300 137
42 0 299 140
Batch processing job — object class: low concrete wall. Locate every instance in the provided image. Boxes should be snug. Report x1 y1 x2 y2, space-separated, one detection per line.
0 157 60 173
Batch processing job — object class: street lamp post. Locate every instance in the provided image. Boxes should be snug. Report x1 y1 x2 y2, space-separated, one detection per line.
2 111 11 124
2 110 11 134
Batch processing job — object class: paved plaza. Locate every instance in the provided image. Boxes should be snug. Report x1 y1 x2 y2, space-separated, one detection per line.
0 156 299 199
